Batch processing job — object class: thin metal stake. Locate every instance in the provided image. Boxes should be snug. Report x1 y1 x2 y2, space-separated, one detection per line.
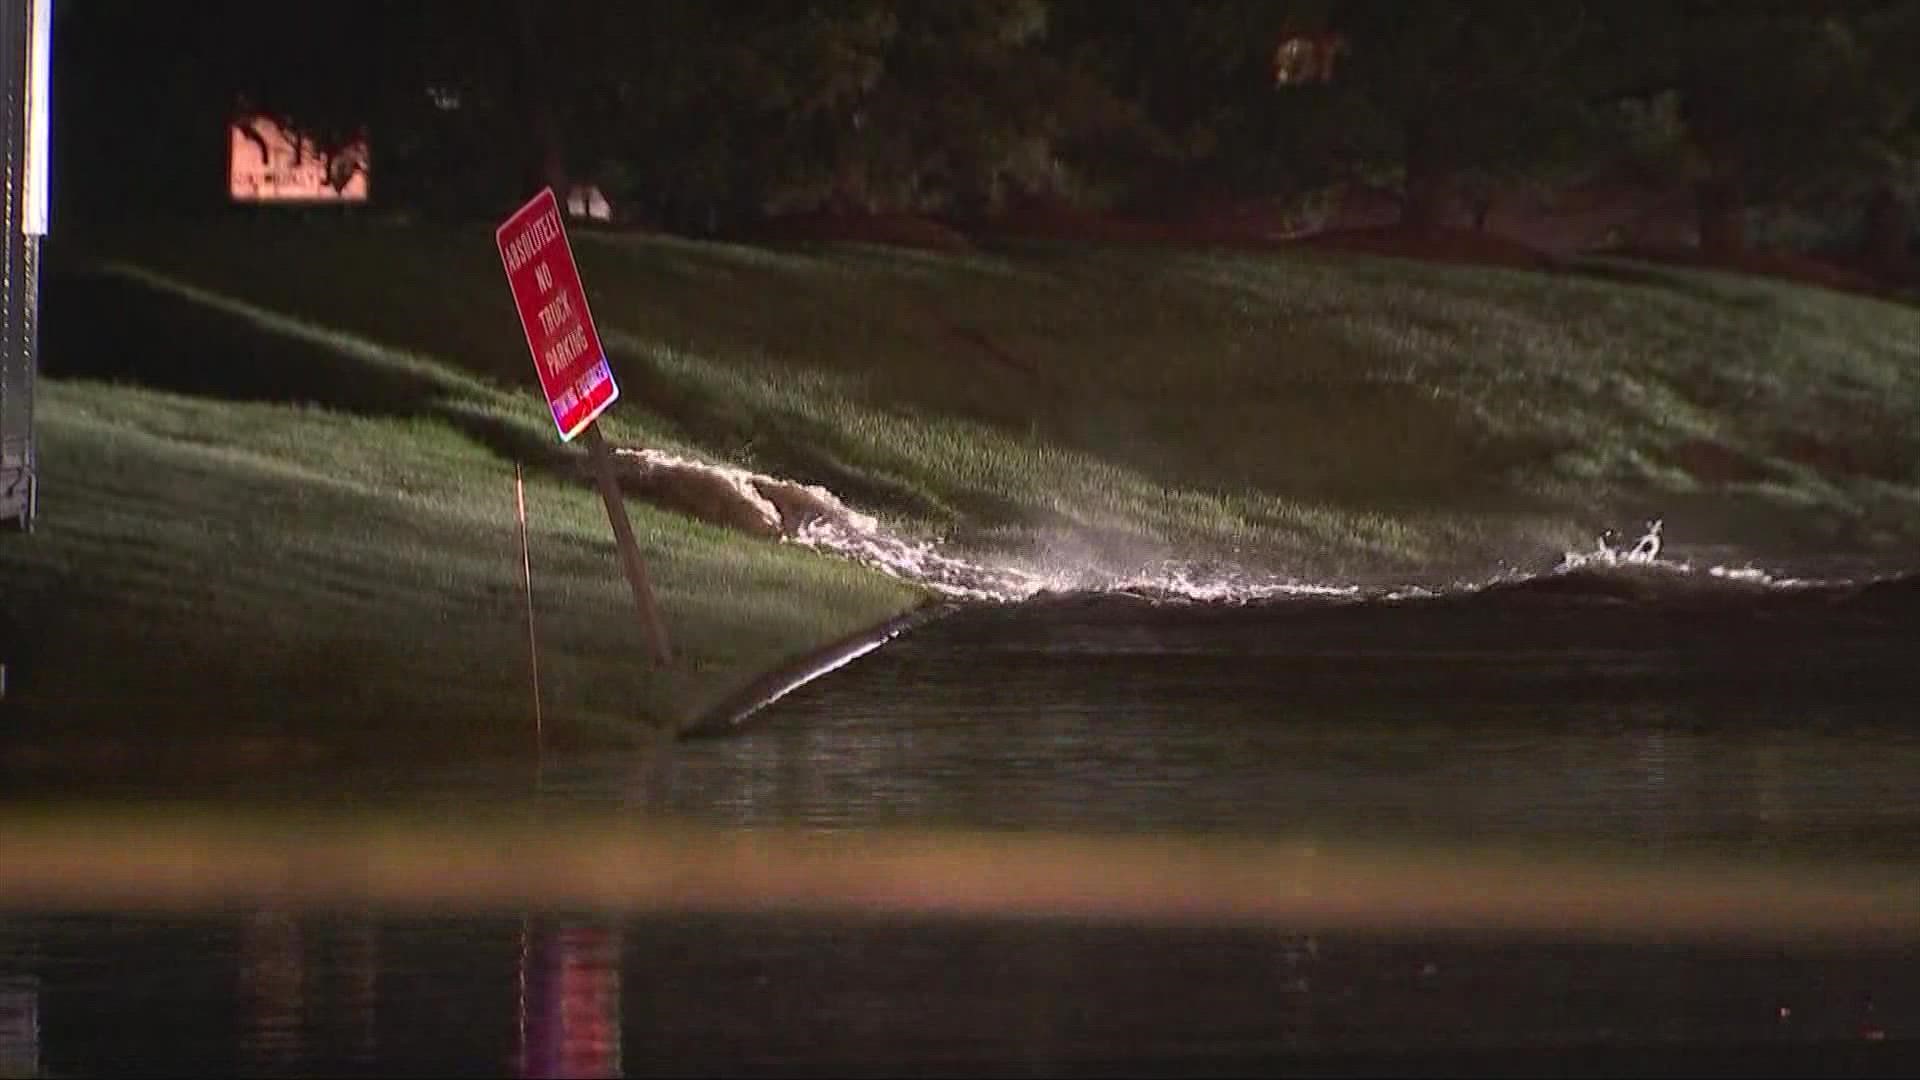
515 463 544 746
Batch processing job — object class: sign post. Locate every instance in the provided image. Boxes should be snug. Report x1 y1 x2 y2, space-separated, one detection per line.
497 187 671 668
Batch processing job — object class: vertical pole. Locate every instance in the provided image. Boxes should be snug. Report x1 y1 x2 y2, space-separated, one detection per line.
583 423 673 668
510 0 670 674
0 0 45 533
516 916 531 1078
515 463 544 746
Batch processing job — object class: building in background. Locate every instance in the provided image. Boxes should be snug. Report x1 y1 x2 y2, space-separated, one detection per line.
565 184 611 223
0 0 49 531
228 114 368 204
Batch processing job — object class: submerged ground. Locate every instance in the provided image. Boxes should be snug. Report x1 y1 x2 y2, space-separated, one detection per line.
3 217 1919 765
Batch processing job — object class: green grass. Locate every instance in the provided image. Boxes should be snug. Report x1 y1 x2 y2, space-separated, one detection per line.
78 219 1920 566
2 272 924 760
4 374 921 756
6 217 1920 764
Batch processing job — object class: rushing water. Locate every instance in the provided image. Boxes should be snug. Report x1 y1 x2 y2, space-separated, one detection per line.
4 557 1920 1075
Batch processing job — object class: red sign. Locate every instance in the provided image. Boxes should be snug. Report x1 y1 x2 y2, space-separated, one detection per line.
496 187 619 441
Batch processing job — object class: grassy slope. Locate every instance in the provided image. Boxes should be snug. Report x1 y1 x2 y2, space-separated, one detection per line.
7 218 1920 763
3 255 923 763
85 220 1920 571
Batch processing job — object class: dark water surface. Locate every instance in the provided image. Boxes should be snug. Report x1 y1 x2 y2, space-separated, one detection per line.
5 568 1920 1075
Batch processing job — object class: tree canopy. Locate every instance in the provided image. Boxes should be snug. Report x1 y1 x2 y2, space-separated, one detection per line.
50 0 1920 261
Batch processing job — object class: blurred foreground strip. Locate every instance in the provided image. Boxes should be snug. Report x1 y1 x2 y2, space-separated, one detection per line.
0 813 1915 937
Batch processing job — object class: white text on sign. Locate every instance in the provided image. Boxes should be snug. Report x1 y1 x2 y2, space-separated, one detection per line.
502 209 565 273
536 290 574 336
542 325 590 376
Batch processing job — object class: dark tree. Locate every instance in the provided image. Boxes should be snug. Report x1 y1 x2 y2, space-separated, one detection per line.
1052 0 1613 229
1596 1 1920 260
1315 0 1607 231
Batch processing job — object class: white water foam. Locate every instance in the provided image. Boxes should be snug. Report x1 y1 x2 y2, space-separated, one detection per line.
1703 565 1819 589
743 468 1855 604
1554 518 1667 572
1101 564 1362 604
788 519 1056 602
789 517 1377 605
1543 520 1842 590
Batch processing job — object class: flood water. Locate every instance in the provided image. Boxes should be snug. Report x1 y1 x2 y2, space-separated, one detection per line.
4 564 1920 1075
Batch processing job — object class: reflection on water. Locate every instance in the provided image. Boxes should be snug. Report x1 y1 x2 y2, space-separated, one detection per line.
518 922 620 1080
634 591 1920 858
4 583 1920 1073
238 912 305 1074
662 698 1920 850
227 915 384 1077
0 977 36 1079
3 912 1916 1076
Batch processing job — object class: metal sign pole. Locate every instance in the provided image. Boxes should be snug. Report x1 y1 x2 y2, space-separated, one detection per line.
514 463 545 743
582 424 673 668
496 187 673 671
